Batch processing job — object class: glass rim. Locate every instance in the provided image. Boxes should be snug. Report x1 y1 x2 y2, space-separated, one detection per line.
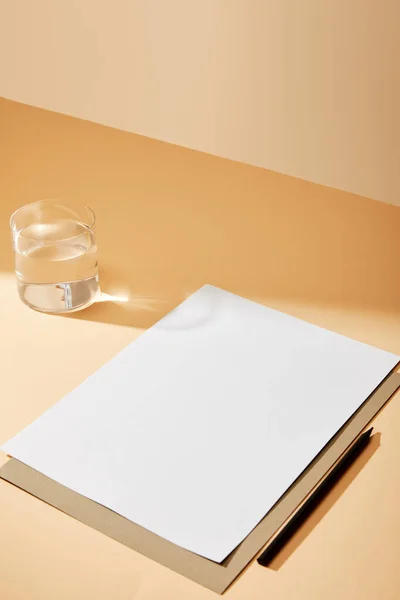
9 199 96 242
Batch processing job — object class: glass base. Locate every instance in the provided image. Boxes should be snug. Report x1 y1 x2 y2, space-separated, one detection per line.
17 276 100 314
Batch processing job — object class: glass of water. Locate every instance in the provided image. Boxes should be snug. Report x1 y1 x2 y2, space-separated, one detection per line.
10 200 99 313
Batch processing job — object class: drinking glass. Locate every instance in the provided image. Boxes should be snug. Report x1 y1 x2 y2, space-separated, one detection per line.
10 200 99 313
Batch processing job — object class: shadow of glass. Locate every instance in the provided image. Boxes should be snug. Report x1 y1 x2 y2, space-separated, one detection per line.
62 290 175 329
265 432 381 571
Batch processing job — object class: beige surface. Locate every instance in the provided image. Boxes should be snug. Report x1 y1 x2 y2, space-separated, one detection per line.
1 97 400 599
1 1 399 205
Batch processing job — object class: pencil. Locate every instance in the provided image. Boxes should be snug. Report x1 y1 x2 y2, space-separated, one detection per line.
257 427 374 566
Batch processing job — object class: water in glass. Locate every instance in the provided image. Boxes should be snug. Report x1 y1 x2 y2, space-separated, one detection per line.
11 202 99 313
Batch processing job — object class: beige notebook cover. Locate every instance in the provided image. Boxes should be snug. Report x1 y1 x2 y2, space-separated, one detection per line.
1 370 398 594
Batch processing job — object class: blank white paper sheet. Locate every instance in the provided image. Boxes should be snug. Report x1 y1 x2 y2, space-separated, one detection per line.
3 286 398 562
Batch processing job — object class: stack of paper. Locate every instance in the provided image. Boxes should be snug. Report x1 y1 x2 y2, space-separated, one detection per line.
2 285 398 562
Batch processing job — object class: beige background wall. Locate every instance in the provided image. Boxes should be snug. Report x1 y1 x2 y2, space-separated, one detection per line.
0 0 399 205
